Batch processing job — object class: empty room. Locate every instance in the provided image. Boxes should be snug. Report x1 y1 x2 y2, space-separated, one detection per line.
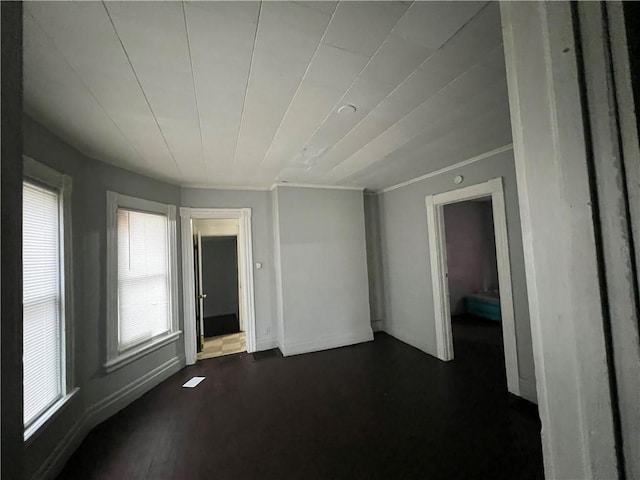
1 1 639 480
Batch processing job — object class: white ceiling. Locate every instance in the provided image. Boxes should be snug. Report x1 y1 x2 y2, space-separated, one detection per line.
23 1 511 191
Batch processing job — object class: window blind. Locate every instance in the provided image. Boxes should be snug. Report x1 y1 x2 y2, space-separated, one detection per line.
117 209 170 350
23 181 63 426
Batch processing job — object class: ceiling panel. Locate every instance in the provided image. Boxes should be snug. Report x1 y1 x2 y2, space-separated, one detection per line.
24 1 181 179
24 14 146 174
313 2 502 175
325 51 506 181
393 1 486 50
104 1 206 183
253 1 410 185
231 1 335 183
23 1 512 191
347 94 512 189
184 1 260 184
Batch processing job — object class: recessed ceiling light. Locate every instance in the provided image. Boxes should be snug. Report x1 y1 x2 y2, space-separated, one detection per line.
337 104 357 115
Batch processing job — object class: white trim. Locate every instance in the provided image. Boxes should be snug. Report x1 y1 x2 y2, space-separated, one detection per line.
269 182 365 191
256 337 278 352
180 207 257 364
519 377 538 404
103 331 182 373
377 144 514 194
22 157 76 439
281 328 374 357
425 177 521 397
271 188 285 349
24 388 79 445
180 183 271 191
32 357 182 480
105 192 180 372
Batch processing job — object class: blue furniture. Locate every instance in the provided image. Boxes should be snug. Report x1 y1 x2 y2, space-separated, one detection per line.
465 292 501 322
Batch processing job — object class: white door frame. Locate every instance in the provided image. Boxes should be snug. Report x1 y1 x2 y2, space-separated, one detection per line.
425 177 520 396
180 207 256 365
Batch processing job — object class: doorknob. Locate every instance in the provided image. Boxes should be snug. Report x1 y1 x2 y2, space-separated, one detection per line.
198 293 207 299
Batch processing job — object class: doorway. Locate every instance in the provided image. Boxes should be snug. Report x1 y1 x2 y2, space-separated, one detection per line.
180 208 256 365
425 178 521 397
443 198 506 386
193 221 245 360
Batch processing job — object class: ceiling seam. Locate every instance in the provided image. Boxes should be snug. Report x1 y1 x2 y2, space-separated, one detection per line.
230 0 263 173
252 1 340 180
345 99 512 186
182 1 209 180
317 2 495 178
24 10 158 176
326 43 507 181
274 1 417 177
101 0 185 177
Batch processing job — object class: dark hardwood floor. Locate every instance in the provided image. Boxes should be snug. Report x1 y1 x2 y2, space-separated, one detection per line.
58 318 543 479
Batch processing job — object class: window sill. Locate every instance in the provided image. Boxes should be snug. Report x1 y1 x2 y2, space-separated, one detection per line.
24 387 80 445
104 330 182 373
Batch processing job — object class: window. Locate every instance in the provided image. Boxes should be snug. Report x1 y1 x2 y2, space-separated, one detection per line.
106 192 180 372
23 157 75 440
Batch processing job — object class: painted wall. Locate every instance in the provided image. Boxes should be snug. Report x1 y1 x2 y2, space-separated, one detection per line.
22 115 185 479
443 201 498 315
201 236 239 320
272 186 373 355
372 150 536 400
180 187 277 350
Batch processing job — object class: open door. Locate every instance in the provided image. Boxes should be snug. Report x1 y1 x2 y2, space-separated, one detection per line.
195 232 207 352
193 234 201 353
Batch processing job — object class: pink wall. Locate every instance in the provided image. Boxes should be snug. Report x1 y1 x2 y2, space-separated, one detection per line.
443 200 498 315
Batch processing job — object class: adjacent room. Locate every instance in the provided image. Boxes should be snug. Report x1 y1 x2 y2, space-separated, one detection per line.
193 219 246 360
2 1 638 480
443 199 506 386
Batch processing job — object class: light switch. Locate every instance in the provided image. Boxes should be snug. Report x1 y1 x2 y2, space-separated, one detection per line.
255 262 262 269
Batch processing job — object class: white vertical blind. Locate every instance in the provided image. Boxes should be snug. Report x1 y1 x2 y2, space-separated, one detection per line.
23 181 63 426
117 209 170 350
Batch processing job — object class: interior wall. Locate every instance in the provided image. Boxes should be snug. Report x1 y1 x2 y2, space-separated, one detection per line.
180 188 277 350
443 200 498 315
22 115 185 479
272 186 373 355
200 237 239 321
371 150 536 400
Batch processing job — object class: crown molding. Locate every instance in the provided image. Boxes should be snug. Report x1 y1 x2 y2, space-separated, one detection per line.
375 144 514 195
269 182 365 192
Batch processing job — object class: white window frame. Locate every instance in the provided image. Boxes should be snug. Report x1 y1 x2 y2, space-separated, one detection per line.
105 191 181 373
23 156 78 442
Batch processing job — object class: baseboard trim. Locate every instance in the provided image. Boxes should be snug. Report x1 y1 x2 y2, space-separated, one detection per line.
32 411 89 480
256 336 278 352
33 356 183 480
519 377 538 404
87 356 183 427
282 328 374 356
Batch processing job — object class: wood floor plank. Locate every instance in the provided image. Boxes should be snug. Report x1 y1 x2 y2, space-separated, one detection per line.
58 320 543 479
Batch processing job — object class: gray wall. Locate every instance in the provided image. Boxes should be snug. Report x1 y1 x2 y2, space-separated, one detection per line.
372 150 536 396
23 115 185 478
201 237 239 320
273 186 373 355
180 188 276 348
443 201 498 314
